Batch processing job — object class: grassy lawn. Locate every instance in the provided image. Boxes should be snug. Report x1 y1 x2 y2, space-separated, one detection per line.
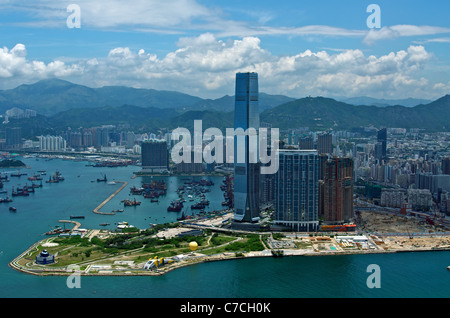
293 240 313 249
21 229 269 271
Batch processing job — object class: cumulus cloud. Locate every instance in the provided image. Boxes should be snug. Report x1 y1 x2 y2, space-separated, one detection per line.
0 43 82 81
0 35 448 100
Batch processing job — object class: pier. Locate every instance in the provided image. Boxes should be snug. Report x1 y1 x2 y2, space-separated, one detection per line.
58 220 81 232
93 181 128 215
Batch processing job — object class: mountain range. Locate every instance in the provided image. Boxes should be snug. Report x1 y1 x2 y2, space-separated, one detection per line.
336 96 432 108
1 79 450 135
0 79 295 116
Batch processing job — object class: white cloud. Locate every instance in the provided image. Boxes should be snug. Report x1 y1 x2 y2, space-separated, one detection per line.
363 25 450 45
0 35 448 100
2 0 214 31
0 43 82 81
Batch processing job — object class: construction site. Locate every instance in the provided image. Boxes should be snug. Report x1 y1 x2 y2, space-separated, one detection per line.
355 210 450 235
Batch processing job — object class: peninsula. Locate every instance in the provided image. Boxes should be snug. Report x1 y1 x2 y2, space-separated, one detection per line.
9 210 450 276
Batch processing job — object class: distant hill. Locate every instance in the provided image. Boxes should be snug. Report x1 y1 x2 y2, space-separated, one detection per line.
49 104 177 130
2 79 449 134
185 93 295 112
0 79 294 116
337 96 432 107
32 94 449 134
0 79 203 116
260 95 450 131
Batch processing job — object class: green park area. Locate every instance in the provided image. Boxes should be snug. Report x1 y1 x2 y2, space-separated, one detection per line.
12 223 269 275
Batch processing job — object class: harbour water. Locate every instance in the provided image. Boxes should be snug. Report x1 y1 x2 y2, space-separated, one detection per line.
1 157 450 298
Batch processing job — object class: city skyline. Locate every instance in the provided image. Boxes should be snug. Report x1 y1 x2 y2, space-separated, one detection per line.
0 1 449 100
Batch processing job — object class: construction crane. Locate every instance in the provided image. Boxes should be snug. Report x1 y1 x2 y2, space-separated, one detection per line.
406 227 413 240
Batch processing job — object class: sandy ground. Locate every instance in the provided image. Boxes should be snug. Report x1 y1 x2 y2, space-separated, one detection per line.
357 211 447 234
356 211 450 250
379 235 450 250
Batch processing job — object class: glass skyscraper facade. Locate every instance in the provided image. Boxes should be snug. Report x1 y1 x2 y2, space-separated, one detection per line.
274 149 319 231
233 72 260 222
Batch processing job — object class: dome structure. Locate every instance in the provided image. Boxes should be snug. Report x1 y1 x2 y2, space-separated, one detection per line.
36 249 55 265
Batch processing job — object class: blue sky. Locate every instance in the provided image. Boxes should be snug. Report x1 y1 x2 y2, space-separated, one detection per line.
0 0 450 100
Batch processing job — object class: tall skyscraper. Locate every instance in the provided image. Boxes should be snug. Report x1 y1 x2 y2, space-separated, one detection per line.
233 72 260 223
274 149 319 232
319 156 354 224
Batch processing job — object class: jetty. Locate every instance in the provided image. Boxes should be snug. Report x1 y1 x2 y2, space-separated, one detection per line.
58 220 81 232
93 181 128 215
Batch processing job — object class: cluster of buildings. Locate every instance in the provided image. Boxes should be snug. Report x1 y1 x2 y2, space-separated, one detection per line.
228 72 355 231
2 74 450 230
0 124 164 155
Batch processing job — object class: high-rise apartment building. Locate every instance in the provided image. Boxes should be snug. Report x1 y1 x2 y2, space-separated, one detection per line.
299 136 314 150
175 150 204 174
317 133 332 155
141 140 169 173
376 128 387 161
233 72 260 223
5 127 22 149
38 135 67 152
443 157 450 175
274 149 319 231
319 157 354 224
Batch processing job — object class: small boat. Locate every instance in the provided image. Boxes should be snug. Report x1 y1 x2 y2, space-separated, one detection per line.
97 174 107 182
447 266 450 271
9 207 17 212
70 215 85 219
123 199 141 206
0 197 12 203
100 223 110 226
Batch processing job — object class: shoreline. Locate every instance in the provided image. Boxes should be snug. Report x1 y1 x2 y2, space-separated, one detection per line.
9 235 450 277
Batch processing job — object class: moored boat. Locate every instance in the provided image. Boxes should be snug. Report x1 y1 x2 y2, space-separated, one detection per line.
97 174 107 182
0 197 12 203
123 198 141 206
